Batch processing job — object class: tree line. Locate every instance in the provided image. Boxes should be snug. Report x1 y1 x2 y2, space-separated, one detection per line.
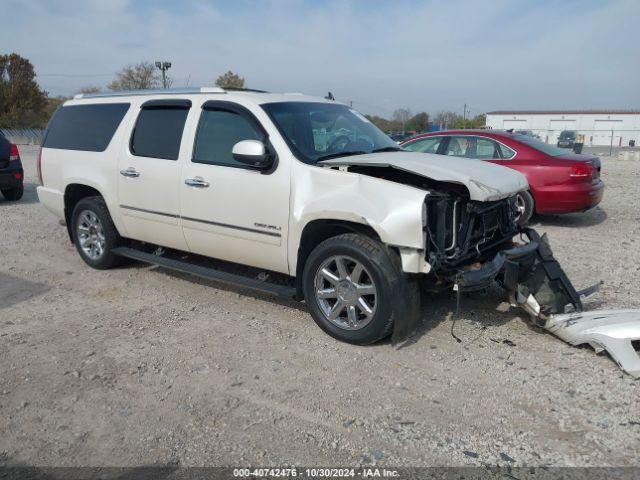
0 54 247 129
0 53 485 132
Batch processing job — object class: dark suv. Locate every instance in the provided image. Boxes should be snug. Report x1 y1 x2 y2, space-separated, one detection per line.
557 130 577 148
0 133 24 200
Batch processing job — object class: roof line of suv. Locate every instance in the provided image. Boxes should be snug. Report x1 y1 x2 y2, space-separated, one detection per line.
74 86 271 100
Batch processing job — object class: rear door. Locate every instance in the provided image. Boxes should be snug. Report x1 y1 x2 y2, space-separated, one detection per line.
117 99 191 250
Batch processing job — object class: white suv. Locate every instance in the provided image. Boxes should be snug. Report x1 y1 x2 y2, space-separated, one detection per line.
38 87 559 345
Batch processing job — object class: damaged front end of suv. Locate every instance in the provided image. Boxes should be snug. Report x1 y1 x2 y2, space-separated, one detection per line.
424 191 640 378
320 152 640 377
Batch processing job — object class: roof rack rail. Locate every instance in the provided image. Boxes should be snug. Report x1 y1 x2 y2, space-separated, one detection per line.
222 87 269 93
73 87 227 100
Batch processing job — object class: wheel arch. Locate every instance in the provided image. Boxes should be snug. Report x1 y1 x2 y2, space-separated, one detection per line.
293 219 386 300
63 183 109 241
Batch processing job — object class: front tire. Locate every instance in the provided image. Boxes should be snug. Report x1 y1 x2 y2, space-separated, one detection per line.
515 190 535 226
71 196 123 269
1 183 24 201
302 233 416 345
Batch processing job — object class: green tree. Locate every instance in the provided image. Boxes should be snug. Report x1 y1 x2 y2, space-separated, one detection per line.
452 113 486 129
472 113 486 128
43 96 68 122
434 111 459 130
215 70 245 89
0 53 48 128
365 114 395 132
108 62 159 91
392 108 412 133
406 112 429 133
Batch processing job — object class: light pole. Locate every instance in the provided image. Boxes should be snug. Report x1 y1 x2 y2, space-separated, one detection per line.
155 61 172 88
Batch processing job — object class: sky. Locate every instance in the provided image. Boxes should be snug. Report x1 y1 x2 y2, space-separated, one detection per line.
2 0 638 117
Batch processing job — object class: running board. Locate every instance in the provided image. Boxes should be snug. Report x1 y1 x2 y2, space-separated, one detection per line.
112 247 296 299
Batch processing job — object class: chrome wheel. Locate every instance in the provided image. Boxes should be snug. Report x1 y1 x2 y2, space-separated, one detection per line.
314 255 377 330
76 209 106 260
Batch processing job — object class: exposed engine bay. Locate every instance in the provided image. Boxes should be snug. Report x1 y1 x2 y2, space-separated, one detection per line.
423 195 519 271
345 163 521 271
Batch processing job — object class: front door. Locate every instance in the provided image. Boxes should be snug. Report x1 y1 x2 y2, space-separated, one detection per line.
179 102 290 274
117 100 191 250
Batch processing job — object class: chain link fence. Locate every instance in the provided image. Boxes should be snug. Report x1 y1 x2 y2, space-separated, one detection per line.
0 128 45 145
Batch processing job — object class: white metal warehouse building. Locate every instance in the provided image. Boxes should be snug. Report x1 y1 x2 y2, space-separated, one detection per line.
485 110 640 147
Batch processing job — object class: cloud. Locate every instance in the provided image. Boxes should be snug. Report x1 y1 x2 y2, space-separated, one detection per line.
2 0 638 116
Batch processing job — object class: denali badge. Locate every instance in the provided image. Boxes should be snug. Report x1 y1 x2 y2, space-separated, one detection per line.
254 222 282 231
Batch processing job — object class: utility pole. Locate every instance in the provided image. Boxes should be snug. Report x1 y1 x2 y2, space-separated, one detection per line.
610 128 614 156
463 103 467 129
155 61 172 88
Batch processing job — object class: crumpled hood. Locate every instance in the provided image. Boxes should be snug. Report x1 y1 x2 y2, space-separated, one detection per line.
319 151 528 201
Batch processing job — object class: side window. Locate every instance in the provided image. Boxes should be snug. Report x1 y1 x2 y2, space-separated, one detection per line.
131 107 189 160
497 143 516 159
192 109 263 167
43 103 130 152
444 136 501 159
444 137 465 156
475 138 498 159
403 137 443 154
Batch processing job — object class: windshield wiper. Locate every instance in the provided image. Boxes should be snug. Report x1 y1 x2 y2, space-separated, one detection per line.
316 151 367 162
371 146 404 153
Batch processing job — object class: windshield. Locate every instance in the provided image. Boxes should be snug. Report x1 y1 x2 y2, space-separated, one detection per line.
262 102 400 164
514 134 571 156
560 131 576 139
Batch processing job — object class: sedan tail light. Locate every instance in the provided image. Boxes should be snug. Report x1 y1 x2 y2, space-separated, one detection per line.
569 163 594 179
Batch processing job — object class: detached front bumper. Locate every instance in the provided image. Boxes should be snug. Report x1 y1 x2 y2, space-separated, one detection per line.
547 310 640 377
457 228 583 317
454 228 640 377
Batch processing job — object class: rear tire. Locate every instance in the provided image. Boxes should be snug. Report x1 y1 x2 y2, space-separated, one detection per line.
71 196 124 269
302 233 417 345
1 183 23 201
515 190 534 226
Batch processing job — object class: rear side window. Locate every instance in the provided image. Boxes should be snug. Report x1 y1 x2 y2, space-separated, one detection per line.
131 107 189 160
497 143 516 159
43 103 130 151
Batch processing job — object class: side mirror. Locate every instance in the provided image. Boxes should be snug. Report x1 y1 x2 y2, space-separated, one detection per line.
232 140 273 169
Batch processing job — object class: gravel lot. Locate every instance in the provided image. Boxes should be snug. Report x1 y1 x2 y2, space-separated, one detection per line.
1 146 639 468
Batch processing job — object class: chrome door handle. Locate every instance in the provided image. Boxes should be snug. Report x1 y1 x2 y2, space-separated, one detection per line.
185 177 210 188
120 167 140 178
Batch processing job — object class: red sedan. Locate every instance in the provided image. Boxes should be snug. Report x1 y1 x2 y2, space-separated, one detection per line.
400 130 604 224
